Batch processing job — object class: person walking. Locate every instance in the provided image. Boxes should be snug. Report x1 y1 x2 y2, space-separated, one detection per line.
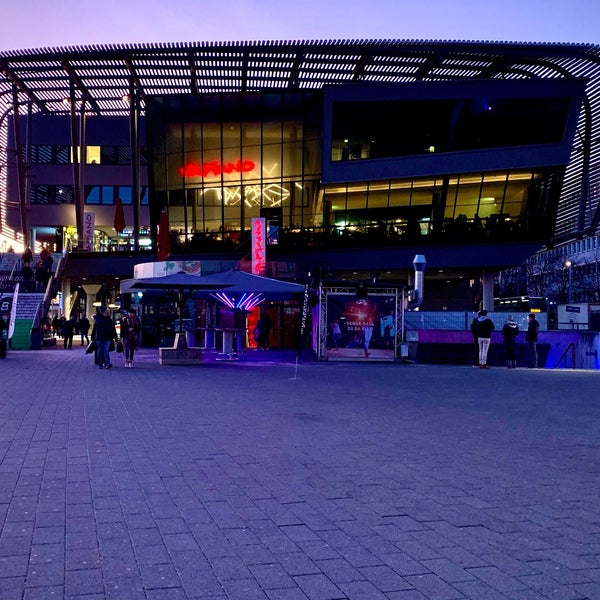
501 314 519 368
120 308 141 367
92 306 118 369
526 312 540 368
475 309 495 368
62 315 76 349
22 246 33 268
78 314 90 345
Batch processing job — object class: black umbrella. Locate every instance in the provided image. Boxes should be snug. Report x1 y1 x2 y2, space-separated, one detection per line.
130 272 232 334
193 269 305 302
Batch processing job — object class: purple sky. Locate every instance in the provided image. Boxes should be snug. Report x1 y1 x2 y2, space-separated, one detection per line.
0 0 597 52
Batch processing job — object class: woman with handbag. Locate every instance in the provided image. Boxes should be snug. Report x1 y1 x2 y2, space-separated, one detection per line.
120 308 141 368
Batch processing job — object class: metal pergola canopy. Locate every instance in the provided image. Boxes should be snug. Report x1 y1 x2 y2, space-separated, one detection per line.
1 39 599 117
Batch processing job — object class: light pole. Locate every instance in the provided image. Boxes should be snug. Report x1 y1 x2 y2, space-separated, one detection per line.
565 260 572 303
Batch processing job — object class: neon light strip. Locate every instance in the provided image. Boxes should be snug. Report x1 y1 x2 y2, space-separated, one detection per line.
211 292 264 310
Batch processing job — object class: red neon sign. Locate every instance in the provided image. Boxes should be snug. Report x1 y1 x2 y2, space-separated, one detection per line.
252 217 266 275
178 159 255 178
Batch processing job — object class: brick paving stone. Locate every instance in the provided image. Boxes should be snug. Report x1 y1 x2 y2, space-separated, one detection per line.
358 564 413 592
0 553 29 577
404 573 464 599
516 574 590 599
314 558 363 584
379 552 430 577
220 577 271 600
146 588 188 600
420 557 476 583
266 588 311 600
177 566 225 598
249 562 297 590
503 590 565 600
386 592 429 600
139 562 182 590
211 555 254 581
452 578 508 599
468 565 529 593
0 577 25 600
64 568 104 595
24 560 64 588
163 532 201 552
293 573 345 600
65 547 101 571
527 559 593 584
236 543 277 566
22 585 64 599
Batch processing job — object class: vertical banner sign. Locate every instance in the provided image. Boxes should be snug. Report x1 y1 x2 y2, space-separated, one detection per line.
297 275 311 357
251 217 266 275
83 212 95 251
9 283 18 339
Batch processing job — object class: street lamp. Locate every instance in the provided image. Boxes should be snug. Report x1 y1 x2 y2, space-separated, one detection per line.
565 260 572 303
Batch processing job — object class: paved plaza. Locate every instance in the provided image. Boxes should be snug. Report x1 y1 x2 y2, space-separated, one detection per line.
1 345 599 599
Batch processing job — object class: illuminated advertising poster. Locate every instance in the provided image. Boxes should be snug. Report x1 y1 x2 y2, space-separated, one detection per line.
326 293 396 361
251 217 266 275
83 212 95 251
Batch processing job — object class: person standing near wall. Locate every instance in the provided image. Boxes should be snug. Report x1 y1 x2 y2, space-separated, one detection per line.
501 314 519 368
475 309 495 369
470 311 481 367
256 309 273 351
526 313 540 368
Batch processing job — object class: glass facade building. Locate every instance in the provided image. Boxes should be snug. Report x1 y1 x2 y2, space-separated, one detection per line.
144 78 584 257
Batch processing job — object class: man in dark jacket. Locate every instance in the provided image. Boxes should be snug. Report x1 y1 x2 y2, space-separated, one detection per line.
78 314 90 346
92 306 118 369
501 315 519 368
526 313 540 368
475 309 495 369
63 315 76 349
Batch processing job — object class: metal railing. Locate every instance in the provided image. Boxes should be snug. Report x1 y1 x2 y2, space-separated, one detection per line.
553 343 576 369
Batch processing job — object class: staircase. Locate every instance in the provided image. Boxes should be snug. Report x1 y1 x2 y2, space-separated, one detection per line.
11 293 45 350
0 250 67 350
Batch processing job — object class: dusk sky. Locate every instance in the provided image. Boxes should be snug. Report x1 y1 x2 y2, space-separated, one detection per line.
0 0 598 52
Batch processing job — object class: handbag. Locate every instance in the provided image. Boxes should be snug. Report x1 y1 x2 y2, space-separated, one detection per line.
116 340 124 353
85 340 97 354
109 340 115 352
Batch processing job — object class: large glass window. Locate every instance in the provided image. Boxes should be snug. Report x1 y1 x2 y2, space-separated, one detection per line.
30 184 74 204
148 92 322 243
331 96 572 163
321 169 556 242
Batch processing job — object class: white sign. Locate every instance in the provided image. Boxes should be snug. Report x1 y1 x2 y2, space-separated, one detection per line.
83 212 95 251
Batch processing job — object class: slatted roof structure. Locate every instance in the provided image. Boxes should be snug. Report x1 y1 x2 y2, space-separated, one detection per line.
1 39 600 241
